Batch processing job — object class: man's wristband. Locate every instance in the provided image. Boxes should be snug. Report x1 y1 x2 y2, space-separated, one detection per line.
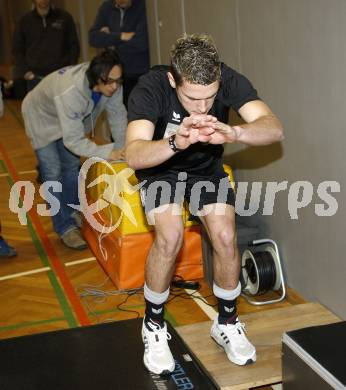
168 134 182 152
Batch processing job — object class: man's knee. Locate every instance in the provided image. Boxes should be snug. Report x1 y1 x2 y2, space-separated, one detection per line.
36 146 62 181
154 227 184 258
211 228 236 255
60 150 80 173
39 162 62 182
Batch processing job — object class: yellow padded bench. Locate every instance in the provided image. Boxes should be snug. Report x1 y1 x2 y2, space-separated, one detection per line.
82 161 234 289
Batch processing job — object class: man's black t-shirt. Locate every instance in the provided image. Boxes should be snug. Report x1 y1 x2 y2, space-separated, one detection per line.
128 63 259 179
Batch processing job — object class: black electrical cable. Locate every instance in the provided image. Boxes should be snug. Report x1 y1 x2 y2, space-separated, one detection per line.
116 290 142 318
244 250 277 295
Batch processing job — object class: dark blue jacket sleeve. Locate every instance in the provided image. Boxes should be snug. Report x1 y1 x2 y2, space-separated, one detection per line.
117 3 149 53
88 2 122 48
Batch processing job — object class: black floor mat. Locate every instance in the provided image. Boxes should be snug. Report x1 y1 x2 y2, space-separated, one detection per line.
0 318 218 390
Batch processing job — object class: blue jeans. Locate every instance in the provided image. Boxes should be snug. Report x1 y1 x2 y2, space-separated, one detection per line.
35 139 80 236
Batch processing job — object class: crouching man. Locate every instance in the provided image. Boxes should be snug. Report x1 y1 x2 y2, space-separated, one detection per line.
22 49 127 249
125 34 284 374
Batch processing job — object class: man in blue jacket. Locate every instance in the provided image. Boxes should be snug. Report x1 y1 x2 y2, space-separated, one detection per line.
89 0 150 106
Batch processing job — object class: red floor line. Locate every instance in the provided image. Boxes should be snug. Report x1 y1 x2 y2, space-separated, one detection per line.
0 143 91 326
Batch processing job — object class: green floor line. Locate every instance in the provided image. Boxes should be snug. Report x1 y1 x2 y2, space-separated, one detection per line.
2 163 77 328
0 159 6 174
0 159 7 173
27 220 78 327
0 316 66 333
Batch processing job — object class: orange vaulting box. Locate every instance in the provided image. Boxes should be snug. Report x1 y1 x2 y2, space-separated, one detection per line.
82 160 204 289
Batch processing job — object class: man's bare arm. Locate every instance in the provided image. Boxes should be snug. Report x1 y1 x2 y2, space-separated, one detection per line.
125 119 175 170
234 100 284 145
210 100 284 146
125 116 217 170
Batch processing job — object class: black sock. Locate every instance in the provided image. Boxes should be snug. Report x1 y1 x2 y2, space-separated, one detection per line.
144 299 165 329
217 297 238 325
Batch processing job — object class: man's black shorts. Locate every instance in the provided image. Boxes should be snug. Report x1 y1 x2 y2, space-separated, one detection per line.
138 166 235 215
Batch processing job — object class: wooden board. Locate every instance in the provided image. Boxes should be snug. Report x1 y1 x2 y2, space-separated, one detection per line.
176 302 340 390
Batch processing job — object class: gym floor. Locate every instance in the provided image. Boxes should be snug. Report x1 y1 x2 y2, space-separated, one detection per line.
0 98 305 389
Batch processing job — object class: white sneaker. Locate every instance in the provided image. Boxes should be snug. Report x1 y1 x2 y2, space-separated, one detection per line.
142 319 175 375
211 317 256 365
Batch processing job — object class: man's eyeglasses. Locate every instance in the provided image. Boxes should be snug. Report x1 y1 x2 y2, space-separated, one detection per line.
101 76 123 86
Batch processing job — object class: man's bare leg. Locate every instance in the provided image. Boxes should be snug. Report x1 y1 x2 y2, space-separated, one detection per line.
201 204 256 365
142 204 183 374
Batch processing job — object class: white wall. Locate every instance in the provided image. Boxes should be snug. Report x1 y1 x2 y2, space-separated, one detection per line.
146 0 346 318
234 0 346 318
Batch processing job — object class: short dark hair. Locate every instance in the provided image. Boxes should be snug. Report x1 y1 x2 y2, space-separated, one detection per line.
86 49 123 89
170 33 221 86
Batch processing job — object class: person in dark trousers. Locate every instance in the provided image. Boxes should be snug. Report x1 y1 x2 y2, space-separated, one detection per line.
0 81 3 117
0 98 16 258
12 0 80 95
13 0 80 183
125 34 284 375
89 0 150 107
0 219 16 258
